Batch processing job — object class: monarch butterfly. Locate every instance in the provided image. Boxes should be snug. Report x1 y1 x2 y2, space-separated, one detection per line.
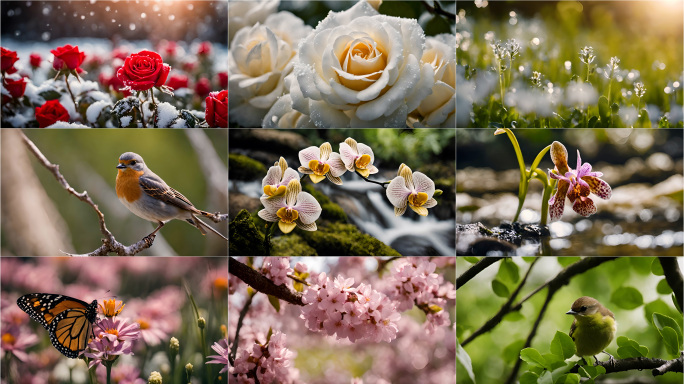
17 293 98 358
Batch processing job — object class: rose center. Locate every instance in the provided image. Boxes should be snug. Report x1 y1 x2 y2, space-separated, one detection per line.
276 207 299 224
355 154 371 169
308 159 330 176
408 192 428 207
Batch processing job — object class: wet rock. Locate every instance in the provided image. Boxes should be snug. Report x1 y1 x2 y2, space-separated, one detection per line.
390 235 442 256
230 129 310 156
457 222 549 256
298 222 401 256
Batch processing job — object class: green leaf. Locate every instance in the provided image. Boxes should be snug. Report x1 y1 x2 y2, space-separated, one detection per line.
521 348 549 369
538 371 553 384
652 312 683 352
518 372 538 384
463 257 480 264
550 331 576 360
39 90 62 101
456 343 476 384
498 259 520 285
492 279 510 298
657 278 673 295
555 373 580 384
629 257 654 275
587 116 598 128
616 336 649 358
267 294 280 313
660 326 680 355
611 287 643 309
651 258 664 276
557 257 580 268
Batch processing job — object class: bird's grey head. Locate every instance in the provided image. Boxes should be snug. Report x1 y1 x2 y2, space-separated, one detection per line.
116 152 145 171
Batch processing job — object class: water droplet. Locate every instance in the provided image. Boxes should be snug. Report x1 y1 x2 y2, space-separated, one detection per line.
41 31 51 41
105 6 110 11
42 6 51 15
7 9 14 16
168 14 175 21
14 31 20 36
140 12 146 18
112 18 116 22
129 23 136 30
81 15 85 19
90 11 95 16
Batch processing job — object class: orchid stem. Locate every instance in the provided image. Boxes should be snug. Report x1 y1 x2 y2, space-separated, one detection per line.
495 128 527 222
355 171 390 189
530 168 552 226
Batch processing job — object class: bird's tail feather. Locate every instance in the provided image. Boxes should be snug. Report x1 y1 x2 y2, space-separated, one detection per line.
190 215 228 241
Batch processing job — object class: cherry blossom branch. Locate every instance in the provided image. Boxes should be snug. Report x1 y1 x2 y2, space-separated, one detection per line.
658 257 683 311
287 274 310 286
228 257 304 306
568 354 684 375
230 291 253 362
355 170 390 189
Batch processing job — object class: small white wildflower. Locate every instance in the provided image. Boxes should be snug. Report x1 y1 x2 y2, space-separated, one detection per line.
579 46 595 65
634 82 646 98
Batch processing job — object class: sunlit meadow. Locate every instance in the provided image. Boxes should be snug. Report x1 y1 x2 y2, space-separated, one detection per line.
0 257 227 383
456 1 684 128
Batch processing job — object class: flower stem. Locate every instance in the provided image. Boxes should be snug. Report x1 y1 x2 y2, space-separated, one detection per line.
64 75 79 118
106 362 112 384
149 89 158 127
497 63 505 107
355 170 390 189
530 168 552 226
495 128 527 222
137 93 147 128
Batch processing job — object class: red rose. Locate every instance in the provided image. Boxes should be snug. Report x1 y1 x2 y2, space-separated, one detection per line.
167 74 189 90
197 41 212 57
117 50 171 91
205 90 227 128
195 77 211 98
4 77 27 98
30 53 42 68
35 99 70 128
1 47 19 73
218 72 228 89
50 44 85 71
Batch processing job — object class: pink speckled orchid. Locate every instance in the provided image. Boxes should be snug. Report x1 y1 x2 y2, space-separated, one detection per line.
339 137 379 178
262 157 300 198
548 141 612 221
386 164 437 216
259 179 322 233
298 142 347 185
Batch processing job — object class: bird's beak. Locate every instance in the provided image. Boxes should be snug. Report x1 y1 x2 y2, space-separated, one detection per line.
116 163 126 169
566 310 577 315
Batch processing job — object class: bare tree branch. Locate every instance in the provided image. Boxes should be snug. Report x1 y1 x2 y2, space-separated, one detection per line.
457 257 504 289
658 257 683 312
229 257 304 306
652 353 684 376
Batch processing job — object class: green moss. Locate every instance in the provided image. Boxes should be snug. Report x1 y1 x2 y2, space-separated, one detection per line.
229 154 267 181
229 209 266 255
271 234 318 256
303 183 348 223
298 222 401 256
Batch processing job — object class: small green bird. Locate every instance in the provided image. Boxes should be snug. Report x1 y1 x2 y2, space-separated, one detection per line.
566 296 617 362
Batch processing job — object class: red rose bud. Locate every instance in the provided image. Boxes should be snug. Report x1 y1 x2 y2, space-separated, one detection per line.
218 72 228 89
4 77 27 98
182 61 197 73
167 74 189 90
30 53 42 68
117 50 170 91
205 90 227 128
111 47 129 61
50 44 85 71
35 99 70 127
1 47 19 73
195 77 211 98
158 40 178 58
197 41 212 57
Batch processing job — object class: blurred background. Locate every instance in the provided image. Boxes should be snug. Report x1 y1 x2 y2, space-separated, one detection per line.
1 256 227 383
456 257 684 384
229 129 455 256
457 128 683 256
0 129 228 256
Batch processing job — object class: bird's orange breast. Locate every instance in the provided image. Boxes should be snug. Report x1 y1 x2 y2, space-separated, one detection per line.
116 169 144 202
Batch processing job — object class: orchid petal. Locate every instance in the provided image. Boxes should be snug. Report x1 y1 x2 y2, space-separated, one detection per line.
424 198 438 208
325 173 343 185
279 221 297 234
356 143 375 164
550 141 569 174
572 196 597 217
258 209 279 222
260 195 286 214
285 179 302 207
394 205 407 216
295 219 317 232
409 205 429 216
412 172 435 197
320 142 333 161
299 146 321 167
293 192 322 224
339 142 356 170
262 165 282 187
549 181 569 222
281 168 300 185
327 153 347 177
576 149 582 173
583 176 612 199
386 176 411 208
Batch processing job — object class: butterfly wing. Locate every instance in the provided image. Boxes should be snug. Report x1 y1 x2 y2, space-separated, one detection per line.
17 293 98 358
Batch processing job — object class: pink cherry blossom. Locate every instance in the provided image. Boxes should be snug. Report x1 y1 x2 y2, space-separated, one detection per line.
262 257 293 286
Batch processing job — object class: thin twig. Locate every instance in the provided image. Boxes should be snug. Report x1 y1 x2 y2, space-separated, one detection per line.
229 292 253 362
229 257 304 306
457 257 503 289
567 354 684 375
355 170 390 189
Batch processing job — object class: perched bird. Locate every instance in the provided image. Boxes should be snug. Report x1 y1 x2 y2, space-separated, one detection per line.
566 296 617 362
115 152 227 241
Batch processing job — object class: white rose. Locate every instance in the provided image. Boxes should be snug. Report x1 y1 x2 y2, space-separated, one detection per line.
228 0 279 43
290 0 435 128
229 11 312 127
410 34 456 127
